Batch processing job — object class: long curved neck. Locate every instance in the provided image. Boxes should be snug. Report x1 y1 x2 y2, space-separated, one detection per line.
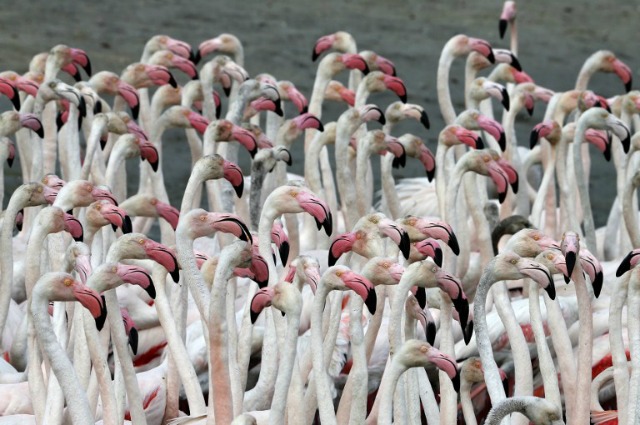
575 59 596 91
335 116 360 229
573 118 597 250
31 291 94 424
388 270 416 354
81 115 108 181
0 188 30 337
473 262 508 405
208 245 242 424
437 42 459 126
270 305 302 424
377 359 406 425
355 140 373 216
305 66 334 152
175 226 210 318
623 172 640 246
460 378 478 425
310 284 338 425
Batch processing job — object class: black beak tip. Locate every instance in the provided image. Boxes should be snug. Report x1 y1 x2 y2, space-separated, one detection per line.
96 295 108 332
279 241 290 266
622 134 631 154
56 112 64 132
400 233 410 260
454 298 469 331
145 281 156 300
565 251 577 277
426 167 436 182
434 248 443 267
256 278 268 289
365 290 377 315
625 79 633 93
604 143 612 162
234 181 244 198
128 327 139 355
530 130 540 149
451 370 461 393
78 97 87 118
323 217 332 237
131 103 140 121
170 268 180 283
123 215 132 234
420 110 430 130
316 120 324 132
274 101 284 117
501 92 510 112
7 156 13 168
499 19 508 39
215 102 222 119
10 91 20 110
616 254 632 277
328 252 339 267
168 74 178 88
149 159 159 172
250 310 259 324
83 60 92 78
449 232 460 256
377 114 386 126
399 93 407 104
545 280 556 300
94 100 102 114
511 176 519 194
464 320 474 345
223 86 232 97
426 321 437 346
526 106 534 116
191 49 201 65
361 64 370 76
312 50 320 62
487 51 496 64
498 133 507 152
498 190 507 204
593 272 603 298
415 287 427 310
475 136 485 150
74 230 84 243
510 54 522 72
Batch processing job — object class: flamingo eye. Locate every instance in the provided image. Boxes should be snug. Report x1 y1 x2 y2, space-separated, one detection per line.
48 81 57 89
382 262 390 269
150 198 158 205
533 235 540 241
432 267 437 273
511 258 518 265
420 345 428 353
138 239 145 245
37 186 43 193
199 215 206 222
546 253 554 261
112 266 117 273
335 270 343 277
63 278 73 287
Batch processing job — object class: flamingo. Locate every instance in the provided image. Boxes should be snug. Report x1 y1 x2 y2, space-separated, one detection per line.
374 340 459 425
31 272 106 424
